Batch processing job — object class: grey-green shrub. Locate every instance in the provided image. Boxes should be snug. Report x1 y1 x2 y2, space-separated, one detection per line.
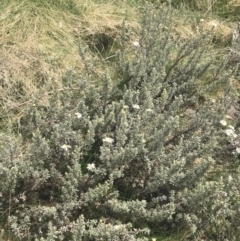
0 4 239 241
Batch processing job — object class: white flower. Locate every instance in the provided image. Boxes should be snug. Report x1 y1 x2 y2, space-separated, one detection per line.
113 225 122 230
220 119 227 126
233 133 238 138
133 41 140 47
228 175 233 183
228 125 234 130
61 144 71 151
75 112 82 119
236 147 240 154
224 129 235 136
103 137 114 144
87 163 96 172
123 105 129 109
132 104 140 109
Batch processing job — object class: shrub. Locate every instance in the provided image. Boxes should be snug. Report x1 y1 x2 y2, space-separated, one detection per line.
0 4 239 241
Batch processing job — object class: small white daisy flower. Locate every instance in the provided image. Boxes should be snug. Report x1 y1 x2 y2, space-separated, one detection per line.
132 104 140 109
220 119 227 126
228 175 233 183
103 137 114 144
224 129 235 136
75 112 82 119
228 125 234 130
133 41 140 47
146 109 153 112
236 147 240 154
61 144 71 151
87 163 96 172
113 225 122 230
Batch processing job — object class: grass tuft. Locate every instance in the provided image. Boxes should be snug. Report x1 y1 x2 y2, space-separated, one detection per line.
0 0 139 127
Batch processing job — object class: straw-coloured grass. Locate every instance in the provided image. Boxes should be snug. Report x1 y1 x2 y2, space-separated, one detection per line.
0 0 139 125
173 13 233 46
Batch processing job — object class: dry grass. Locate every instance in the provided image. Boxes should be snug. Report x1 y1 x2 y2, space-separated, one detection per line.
173 12 233 46
0 0 139 124
229 0 240 6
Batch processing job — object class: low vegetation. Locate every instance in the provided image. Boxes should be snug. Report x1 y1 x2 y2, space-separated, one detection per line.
0 0 240 240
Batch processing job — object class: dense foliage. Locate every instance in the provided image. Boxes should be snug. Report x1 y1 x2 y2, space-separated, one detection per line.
1 4 240 241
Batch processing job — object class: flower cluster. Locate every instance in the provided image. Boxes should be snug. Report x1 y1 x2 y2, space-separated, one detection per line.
220 119 240 154
220 119 237 138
